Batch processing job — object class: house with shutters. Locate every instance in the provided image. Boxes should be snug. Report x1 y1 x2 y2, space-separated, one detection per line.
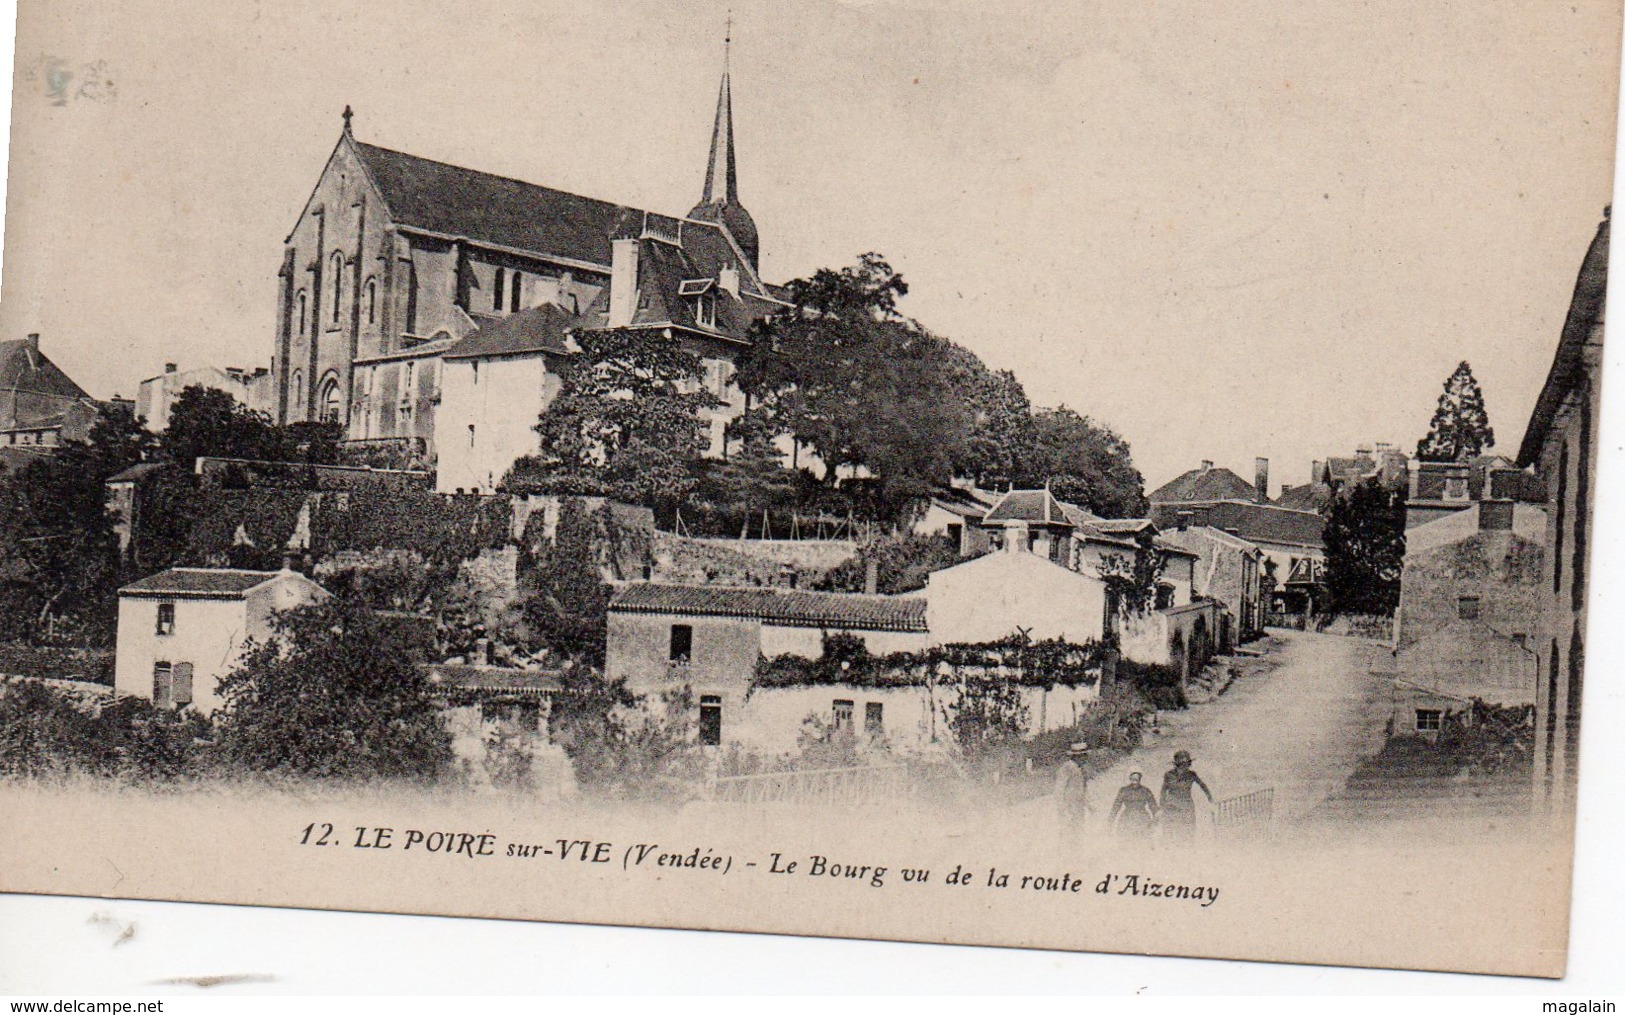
270 47 788 487
114 567 327 715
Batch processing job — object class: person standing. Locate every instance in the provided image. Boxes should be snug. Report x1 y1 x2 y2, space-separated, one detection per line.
1159 749 1213 846
1109 771 1159 841
1054 742 1092 835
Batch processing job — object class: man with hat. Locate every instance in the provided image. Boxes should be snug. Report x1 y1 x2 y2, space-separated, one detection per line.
1159 749 1213 846
1054 741 1093 834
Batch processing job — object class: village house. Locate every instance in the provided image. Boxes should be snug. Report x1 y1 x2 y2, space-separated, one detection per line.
1381 499 1545 737
114 567 328 715
1276 443 1410 512
136 362 274 431
908 484 1000 557
1403 454 1547 530
1159 525 1267 643
1519 208 1607 819
270 51 786 487
0 333 103 469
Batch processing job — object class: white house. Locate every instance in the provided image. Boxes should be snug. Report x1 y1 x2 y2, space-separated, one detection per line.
114 567 328 715
925 550 1112 645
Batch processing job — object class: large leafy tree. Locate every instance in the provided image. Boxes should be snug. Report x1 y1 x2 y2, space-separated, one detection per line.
517 328 718 506
1012 406 1147 518
214 582 451 781
940 344 1035 486
1416 361 1495 463
735 254 973 499
1322 476 1407 616
520 498 611 665
161 385 295 465
0 403 157 643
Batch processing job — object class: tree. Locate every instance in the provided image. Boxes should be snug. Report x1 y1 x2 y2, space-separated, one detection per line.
1012 406 1147 517
214 583 451 781
939 344 1035 486
1416 361 1495 463
520 498 611 664
518 328 719 506
815 532 962 595
735 254 973 500
0 403 153 643
1321 477 1407 616
162 385 294 465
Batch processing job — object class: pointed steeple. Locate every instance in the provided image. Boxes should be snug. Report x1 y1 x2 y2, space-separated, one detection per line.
689 18 760 270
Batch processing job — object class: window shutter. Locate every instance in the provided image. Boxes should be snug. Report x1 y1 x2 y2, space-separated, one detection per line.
173 662 194 706
152 663 172 708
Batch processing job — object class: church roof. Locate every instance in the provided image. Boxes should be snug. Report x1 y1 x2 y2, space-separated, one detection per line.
1519 211 1610 467
353 141 639 267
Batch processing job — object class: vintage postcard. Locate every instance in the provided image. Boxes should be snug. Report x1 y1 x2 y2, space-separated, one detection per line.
0 0 1617 980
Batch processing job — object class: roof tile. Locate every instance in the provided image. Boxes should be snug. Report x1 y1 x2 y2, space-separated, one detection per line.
609 582 928 632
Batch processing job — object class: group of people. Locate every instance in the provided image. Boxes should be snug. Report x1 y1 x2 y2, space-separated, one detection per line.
1054 744 1213 845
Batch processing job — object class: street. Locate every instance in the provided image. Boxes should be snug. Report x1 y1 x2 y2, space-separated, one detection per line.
1086 629 1392 831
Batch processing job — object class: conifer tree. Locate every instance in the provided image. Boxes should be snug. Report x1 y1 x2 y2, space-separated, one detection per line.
1416 361 1495 462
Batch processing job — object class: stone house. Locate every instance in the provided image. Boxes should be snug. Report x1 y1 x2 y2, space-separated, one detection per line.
1159 525 1267 643
0 333 100 454
114 567 328 715
136 362 273 431
1518 208 1607 819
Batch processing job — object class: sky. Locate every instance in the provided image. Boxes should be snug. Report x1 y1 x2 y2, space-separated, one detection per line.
0 0 1619 492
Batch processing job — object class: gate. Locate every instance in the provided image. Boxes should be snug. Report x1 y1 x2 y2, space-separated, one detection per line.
1213 788 1275 841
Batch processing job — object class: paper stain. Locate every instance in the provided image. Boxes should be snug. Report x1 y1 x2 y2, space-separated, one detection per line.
86 910 136 948
156 974 277 989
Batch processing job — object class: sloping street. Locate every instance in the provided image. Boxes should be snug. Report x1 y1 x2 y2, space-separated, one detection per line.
1085 630 1393 832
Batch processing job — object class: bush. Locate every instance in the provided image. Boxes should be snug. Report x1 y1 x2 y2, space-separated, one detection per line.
1117 657 1187 710
814 532 962 595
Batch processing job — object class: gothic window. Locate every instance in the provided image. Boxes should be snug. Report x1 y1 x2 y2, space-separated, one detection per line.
493 268 506 311
511 271 523 312
365 277 378 323
291 370 304 409
297 290 309 336
329 251 344 324
319 377 342 423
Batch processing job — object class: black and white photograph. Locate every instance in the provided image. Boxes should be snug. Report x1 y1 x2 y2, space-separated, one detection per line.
0 0 1620 990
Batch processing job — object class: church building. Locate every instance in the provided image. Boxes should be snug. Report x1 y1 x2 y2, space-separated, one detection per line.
270 50 787 490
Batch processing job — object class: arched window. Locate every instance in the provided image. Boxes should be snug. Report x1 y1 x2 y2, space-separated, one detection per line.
297 290 308 336
291 370 304 410
493 268 506 311
365 278 378 324
329 251 344 323
511 271 523 312
319 377 342 424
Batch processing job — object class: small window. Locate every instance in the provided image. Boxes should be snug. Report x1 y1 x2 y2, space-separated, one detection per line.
864 701 884 735
945 522 962 549
468 424 476 448
330 251 344 323
989 532 1006 551
1457 596 1481 621
669 624 693 665
472 361 479 385
155 602 175 636
698 694 722 746
152 662 173 708
511 271 523 312
1511 633 1528 649
292 370 304 408
1415 709 1443 732
832 699 855 733
366 278 378 323
696 295 715 328
493 268 506 311
297 290 309 335
1027 531 1040 553
1155 583 1176 610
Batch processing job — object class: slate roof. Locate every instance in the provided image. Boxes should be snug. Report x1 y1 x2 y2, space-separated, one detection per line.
354 142 637 267
1275 482 1330 512
984 489 1069 525
1200 501 1324 548
1519 212 1610 467
1148 464 1262 504
444 303 581 361
119 568 294 598
1 339 94 429
609 582 929 632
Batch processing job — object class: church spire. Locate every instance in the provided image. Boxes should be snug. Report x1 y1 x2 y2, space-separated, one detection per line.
689 17 760 269
699 19 738 207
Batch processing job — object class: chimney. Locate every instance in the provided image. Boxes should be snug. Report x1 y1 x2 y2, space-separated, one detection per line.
1311 460 1325 485
1199 460 1213 472
608 238 640 328
718 266 740 297
23 332 39 353
1254 457 1270 501
1177 510 1193 532
864 559 879 596
164 362 177 374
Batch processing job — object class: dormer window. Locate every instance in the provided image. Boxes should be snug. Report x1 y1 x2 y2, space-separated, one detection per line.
697 294 715 328
678 278 717 329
